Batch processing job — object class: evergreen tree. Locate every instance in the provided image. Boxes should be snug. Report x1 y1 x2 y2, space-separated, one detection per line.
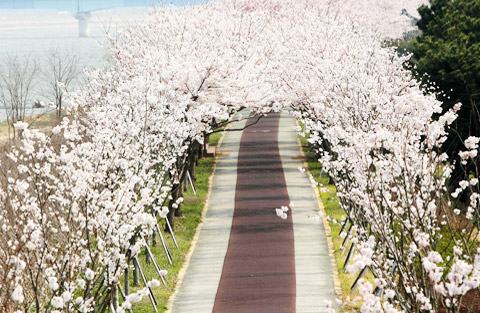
412 0 480 189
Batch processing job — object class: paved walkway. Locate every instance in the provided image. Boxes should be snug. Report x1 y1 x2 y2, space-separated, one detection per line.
169 113 339 313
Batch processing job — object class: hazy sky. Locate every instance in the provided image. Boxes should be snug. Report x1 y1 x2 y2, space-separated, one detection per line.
0 0 203 11
0 0 208 119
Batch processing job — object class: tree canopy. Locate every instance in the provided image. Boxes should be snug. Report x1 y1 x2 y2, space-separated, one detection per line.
412 0 480 184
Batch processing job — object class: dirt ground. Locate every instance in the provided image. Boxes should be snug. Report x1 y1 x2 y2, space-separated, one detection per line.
0 111 57 144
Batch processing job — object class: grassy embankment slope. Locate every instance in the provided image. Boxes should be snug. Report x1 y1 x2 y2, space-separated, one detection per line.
127 131 223 313
1 112 223 313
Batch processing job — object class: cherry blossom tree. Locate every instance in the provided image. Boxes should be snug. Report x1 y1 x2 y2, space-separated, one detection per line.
260 1 480 312
1 1 478 313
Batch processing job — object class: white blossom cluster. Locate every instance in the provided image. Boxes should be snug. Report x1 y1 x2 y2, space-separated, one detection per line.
1 0 478 313
259 1 479 312
0 1 281 312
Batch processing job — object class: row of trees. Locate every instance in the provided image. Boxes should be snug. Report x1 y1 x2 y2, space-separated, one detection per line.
285 0 480 312
0 0 478 312
0 2 275 313
0 50 82 139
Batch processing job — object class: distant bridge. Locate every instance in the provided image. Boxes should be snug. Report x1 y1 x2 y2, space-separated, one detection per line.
0 0 194 36
0 0 165 12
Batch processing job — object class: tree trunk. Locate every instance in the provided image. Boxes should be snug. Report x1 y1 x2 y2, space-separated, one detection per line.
166 186 177 233
133 259 139 287
58 95 62 120
203 135 209 156
124 267 129 295
112 284 119 312
152 230 157 247
175 183 183 217
145 245 151 264
192 145 198 181
198 142 203 159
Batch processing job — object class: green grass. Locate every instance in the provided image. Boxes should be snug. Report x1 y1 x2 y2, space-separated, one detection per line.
121 135 221 313
300 130 480 312
208 131 223 147
299 135 368 311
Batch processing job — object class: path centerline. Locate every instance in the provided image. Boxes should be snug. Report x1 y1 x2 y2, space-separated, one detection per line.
212 113 296 313
169 113 339 313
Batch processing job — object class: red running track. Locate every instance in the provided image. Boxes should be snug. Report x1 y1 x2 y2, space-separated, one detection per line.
213 113 296 313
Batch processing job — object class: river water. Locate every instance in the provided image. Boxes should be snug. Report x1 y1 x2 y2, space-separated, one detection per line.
0 1 196 120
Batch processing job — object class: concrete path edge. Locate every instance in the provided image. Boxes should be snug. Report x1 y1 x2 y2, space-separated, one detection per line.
165 123 230 313
295 119 343 298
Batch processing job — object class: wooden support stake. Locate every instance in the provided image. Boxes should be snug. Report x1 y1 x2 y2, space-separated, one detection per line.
341 236 350 256
351 266 368 293
340 218 349 235
93 278 106 302
343 243 355 272
187 171 196 195
144 243 167 286
155 222 173 264
118 284 133 313
134 257 159 312
165 218 178 248
341 223 353 249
